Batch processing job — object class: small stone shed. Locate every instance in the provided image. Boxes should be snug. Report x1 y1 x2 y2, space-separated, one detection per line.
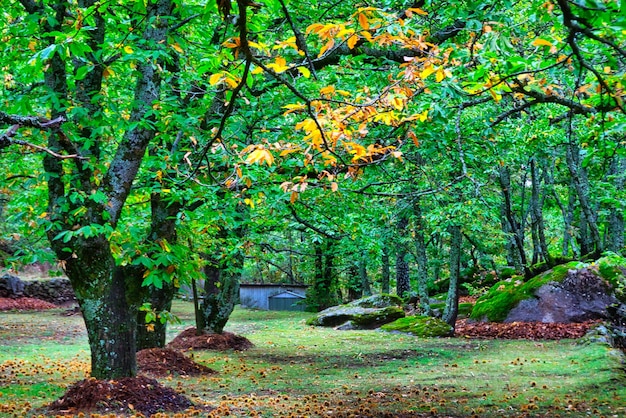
239 284 308 311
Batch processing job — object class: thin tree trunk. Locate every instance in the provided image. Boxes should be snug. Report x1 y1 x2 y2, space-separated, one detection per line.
566 140 602 255
395 215 411 298
413 198 431 315
498 166 529 275
607 155 625 252
360 251 371 296
529 158 552 265
381 246 390 294
442 225 462 330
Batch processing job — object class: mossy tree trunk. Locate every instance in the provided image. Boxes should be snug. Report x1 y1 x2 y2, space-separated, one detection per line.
414 198 431 316
24 0 175 379
381 246 390 294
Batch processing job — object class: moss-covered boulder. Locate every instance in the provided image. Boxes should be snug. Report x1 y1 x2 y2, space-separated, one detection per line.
380 316 453 337
306 294 405 329
347 293 404 308
471 258 624 323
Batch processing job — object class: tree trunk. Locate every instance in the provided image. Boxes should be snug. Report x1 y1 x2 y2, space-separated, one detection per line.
381 246 390 294
136 282 176 349
606 155 625 253
413 198 431 315
529 158 552 265
566 140 602 255
198 260 241 334
395 214 411 298
359 252 371 297
442 225 462 330
498 166 529 275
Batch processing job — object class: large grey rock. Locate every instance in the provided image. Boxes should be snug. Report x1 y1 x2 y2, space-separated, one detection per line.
505 268 618 323
0 273 25 297
307 294 405 329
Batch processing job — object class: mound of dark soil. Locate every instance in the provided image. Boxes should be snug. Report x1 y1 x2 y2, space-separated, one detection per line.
0 297 57 311
137 347 217 376
455 318 601 339
47 376 192 416
167 328 254 351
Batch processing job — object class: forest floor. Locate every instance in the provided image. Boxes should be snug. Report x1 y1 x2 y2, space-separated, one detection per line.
0 296 602 340
1 297 624 417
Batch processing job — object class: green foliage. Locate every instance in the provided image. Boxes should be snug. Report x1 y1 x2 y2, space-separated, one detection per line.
380 316 453 337
470 261 584 322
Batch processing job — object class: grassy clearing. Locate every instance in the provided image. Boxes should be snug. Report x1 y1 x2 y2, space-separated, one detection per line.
0 301 625 417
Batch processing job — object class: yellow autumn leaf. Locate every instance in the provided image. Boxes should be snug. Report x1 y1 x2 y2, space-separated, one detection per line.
123 45 134 54
236 166 243 178
38 212 48 219
298 66 311 78
209 73 223 85
390 96 404 111
360 31 373 42
244 198 255 209
171 43 183 53
331 182 338 192
418 109 428 122
245 149 275 166
347 34 358 50
531 38 553 48
358 13 369 30
435 69 445 82
290 191 298 204
320 85 336 95
318 39 335 57
28 40 37 52
224 77 239 88
420 66 435 80
406 7 428 16
283 103 307 115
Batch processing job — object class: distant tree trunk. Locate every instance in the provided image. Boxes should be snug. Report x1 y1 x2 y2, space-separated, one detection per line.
566 140 602 255
347 264 362 301
310 239 337 310
360 251 371 297
442 225 462 330
413 198 431 315
381 246 390 294
529 157 552 265
606 155 625 253
196 204 247 334
395 214 411 298
197 255 241 334
498 166 528 275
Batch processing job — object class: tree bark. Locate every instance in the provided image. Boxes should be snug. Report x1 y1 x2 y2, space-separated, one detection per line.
442 225 462 330
359 251 371 297
498 166 529 275
566 140 602 255
529 158 552 265
395 214 411 298
381 246 390 294
413 198 431 315
606 155 625 253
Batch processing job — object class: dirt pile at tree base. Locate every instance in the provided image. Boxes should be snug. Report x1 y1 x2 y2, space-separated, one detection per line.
0 297 57 311
167 328 254 350
455 318 601 339
137 347 217 376
46 376 193 416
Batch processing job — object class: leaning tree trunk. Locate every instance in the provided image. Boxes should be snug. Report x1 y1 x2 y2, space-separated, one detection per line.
442 225 462 330
395 214 411 298
498 166 529 276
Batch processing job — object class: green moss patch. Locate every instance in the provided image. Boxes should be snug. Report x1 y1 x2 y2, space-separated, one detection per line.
347 293 403 308
470 261 584 322
381 316 453 337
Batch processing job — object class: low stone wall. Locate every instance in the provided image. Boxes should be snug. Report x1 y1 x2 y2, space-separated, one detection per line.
0 273 75 304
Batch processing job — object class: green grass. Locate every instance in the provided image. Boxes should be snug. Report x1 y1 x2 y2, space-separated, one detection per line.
1 301 625 417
